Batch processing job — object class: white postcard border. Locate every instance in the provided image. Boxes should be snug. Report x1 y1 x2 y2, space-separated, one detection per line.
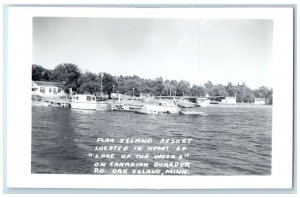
6 7 294 189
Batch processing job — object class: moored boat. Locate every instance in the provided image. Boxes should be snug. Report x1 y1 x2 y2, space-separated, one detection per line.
134 107 162 115
71 94 97 110
134 100 180 115
177 99 198 108
197 98 210 107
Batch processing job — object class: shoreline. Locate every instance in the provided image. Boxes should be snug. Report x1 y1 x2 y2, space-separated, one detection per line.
31 99 272 109
206 103 272 108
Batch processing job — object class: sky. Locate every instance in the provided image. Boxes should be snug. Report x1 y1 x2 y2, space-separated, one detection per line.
33 17 273 89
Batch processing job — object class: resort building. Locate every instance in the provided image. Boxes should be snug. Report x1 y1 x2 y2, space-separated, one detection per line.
220 97 237 104
254 98 266 105
32 81 66 97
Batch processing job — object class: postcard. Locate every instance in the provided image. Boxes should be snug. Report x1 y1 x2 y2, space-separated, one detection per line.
5 6 294 189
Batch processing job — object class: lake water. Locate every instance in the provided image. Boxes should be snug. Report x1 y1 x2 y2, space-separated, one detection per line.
31 105 272 175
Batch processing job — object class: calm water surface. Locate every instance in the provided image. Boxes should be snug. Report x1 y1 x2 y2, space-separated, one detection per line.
31 105 272 175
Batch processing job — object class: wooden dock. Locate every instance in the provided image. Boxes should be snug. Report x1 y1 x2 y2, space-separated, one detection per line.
32 98 71 107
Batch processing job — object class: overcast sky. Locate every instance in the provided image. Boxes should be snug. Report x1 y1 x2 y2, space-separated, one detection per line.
33 17 273 89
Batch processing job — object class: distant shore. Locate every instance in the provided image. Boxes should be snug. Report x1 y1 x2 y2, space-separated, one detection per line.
32 96 272 109
207 103 272 108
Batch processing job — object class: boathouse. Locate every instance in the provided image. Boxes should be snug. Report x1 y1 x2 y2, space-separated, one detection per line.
32 81 66 97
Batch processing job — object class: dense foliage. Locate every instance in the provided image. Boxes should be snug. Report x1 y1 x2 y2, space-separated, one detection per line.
32 63 273 103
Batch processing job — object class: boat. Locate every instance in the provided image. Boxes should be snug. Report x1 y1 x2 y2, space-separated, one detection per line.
134 107 162 115
134 100 180 115
122 104 143 111
177 99 198 108
196 98 210 107
71 94 97 110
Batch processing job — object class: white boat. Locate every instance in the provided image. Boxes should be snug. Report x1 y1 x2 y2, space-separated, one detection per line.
177 99 198 108
197 98 210 107
134 107 162 115
134 100 180 115
71 94 97 110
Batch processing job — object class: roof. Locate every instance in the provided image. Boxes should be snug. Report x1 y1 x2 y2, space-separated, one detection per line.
33 81 64 87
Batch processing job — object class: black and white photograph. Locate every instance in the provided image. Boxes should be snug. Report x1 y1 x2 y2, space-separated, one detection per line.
4 5 294 190
31 17 273 176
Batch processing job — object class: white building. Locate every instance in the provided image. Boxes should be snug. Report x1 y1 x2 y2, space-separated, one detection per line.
32 81 66 97
254 98 266 105
221 97 236 104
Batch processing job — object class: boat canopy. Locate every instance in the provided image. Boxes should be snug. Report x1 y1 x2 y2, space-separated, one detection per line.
72 94 96 102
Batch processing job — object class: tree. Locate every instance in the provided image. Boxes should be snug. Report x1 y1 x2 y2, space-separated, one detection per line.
225 82 238 97
77 72 101 94
176 80 191 96
254 86 269 98
153 77 164 96
211 84 227 96
169 80 178 96
115 75 141 96
126 75 142 96
254 86 273 104
236 83 254 103
162 80 171 96
116 75 127 94
41 69 52 81
101 72 118 98
32 61 273 103
204 81 214 96
141 79 155 95
32 64 45 80
190 85 205 97
51 63 82 93
266 88 273 104
32 64 52 81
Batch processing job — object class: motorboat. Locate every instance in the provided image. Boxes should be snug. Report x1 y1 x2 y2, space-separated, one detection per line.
134 107 162 115
71 94 97 110
134 100 180 115
197 98 210 107
177 99 198 108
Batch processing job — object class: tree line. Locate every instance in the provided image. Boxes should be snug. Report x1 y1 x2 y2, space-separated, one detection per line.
32 63 273 104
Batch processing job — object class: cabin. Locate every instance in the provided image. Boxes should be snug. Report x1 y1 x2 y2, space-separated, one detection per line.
254 98 266 105
221 97 237 104
32 81 66 97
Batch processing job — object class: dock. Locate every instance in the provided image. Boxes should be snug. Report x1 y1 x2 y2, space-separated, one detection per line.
32 98 71 107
